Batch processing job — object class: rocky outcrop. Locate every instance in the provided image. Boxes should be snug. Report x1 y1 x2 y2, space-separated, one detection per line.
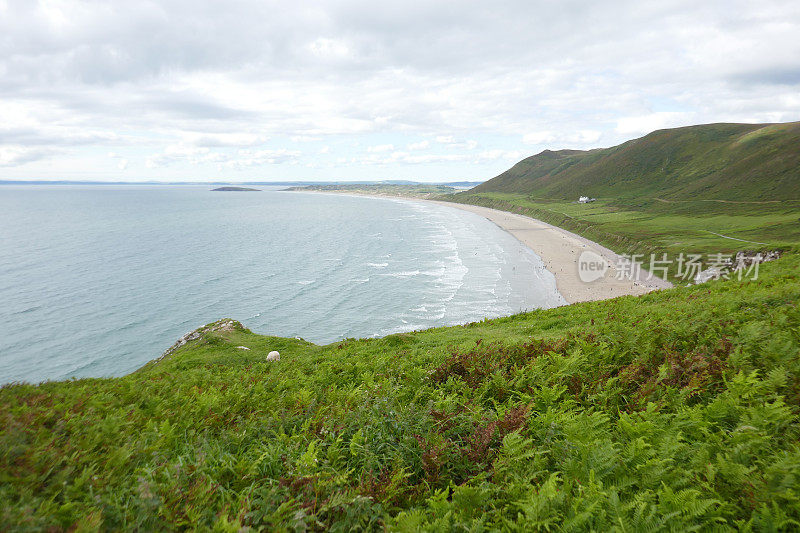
155 319 243 363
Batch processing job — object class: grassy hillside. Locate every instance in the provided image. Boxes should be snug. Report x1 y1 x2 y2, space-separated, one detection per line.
447 122 800 269
2 255 800 530
472 122 800 201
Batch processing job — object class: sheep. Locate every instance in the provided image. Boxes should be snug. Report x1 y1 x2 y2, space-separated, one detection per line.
266 350 280 361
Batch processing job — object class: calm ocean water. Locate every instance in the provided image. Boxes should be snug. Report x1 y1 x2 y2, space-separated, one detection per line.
0 186 564 384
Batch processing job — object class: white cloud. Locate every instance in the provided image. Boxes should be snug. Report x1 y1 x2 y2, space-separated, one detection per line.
523 130 602 146
476 149 527 162
346 147 529 167
226 148 301 168
107 151 128 170
407 140 429 150
183 132 269 147
145 145 302 169
367 144 394 153
431 136 479 149
0 146 59 167
522 131 556 145
0 0 798 180
146 145 210 168
615 112 696 135
307 38 351 59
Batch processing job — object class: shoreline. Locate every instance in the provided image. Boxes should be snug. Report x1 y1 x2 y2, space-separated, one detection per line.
426 200 672 303
286 190 673 304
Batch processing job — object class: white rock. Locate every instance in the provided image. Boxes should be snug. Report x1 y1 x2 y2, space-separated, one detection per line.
694 267 723 284
266 350 280 361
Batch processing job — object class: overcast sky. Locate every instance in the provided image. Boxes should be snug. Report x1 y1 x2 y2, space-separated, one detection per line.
1 0 799 182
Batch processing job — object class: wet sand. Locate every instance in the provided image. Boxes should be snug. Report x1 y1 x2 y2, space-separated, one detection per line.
427 201 672 304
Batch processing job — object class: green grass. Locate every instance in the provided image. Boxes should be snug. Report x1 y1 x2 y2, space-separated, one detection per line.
471 122 800 202
3 255 800 530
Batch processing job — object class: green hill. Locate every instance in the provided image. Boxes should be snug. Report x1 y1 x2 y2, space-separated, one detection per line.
472 122 800 201
448 123 800 264
2 256 800 530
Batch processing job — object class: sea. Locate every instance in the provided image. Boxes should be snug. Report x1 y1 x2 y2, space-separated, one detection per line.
0 186 564 384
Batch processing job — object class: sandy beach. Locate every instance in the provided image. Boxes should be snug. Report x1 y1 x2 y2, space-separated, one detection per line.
427 200 672 304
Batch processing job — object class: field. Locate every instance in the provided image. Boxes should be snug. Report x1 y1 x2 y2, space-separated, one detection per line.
2 254 800 530
447 192 800 279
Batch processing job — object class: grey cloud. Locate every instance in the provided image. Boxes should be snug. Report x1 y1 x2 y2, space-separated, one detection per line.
145 94 257 120
0 127 120 146
0 0 799 178
187 134 270 147
731 67 800 86
1 1 277 84
0 0 755 86
0 146 61 167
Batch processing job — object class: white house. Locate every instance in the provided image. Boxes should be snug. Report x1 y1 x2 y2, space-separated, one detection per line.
578 196 596 203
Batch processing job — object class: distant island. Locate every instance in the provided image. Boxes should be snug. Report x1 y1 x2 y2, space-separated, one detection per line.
211 186 260 192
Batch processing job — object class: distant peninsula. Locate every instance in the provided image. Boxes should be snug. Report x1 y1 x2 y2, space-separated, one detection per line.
285 183 458 199
211 186 260 192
